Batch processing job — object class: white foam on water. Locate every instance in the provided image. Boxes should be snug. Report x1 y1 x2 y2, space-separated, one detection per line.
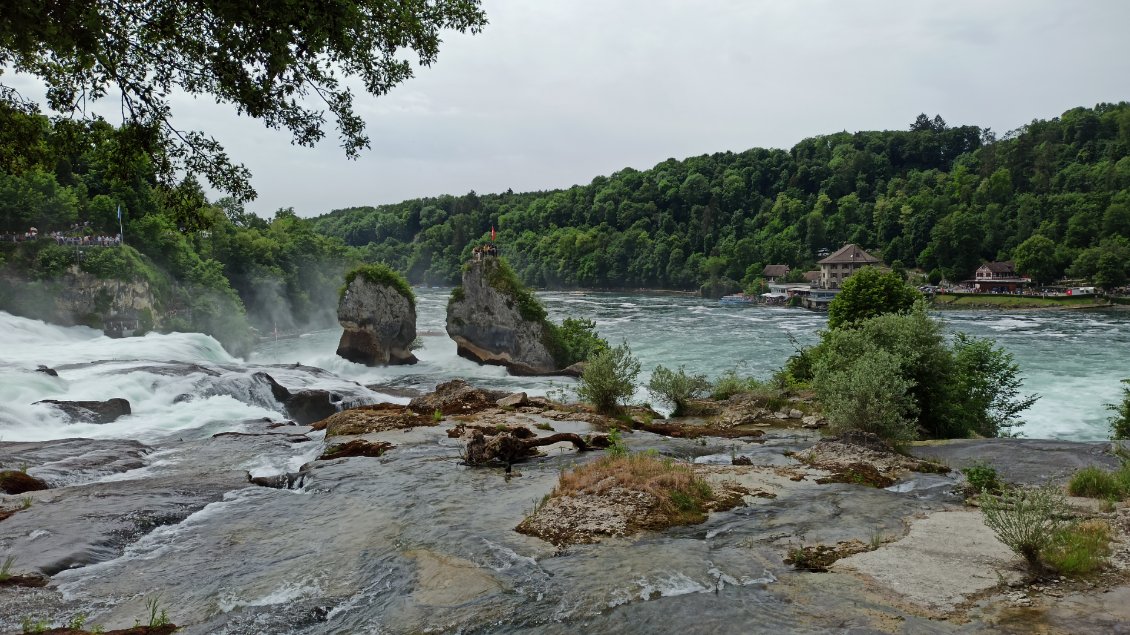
217 578 325 612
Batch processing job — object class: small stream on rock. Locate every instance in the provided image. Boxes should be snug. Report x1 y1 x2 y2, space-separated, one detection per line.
1 291 1128 633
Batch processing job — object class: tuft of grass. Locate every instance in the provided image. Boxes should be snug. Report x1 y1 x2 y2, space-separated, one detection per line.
1043 520 1113 576
432 409 443 423
21 496 33 509
145 594 170 628
20 616 48 633
553 453 715 524
534 422 554 431
0 555 13 581
1067 465 1128 500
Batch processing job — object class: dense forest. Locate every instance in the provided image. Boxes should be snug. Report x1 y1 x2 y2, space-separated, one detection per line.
315 104 1130 292
1 103 1129 354
0 105 352 354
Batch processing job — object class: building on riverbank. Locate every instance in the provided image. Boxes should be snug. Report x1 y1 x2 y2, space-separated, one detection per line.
970 261 1031 293
817 244 882 289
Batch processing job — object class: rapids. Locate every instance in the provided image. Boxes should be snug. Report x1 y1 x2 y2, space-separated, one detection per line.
1 291 1128 633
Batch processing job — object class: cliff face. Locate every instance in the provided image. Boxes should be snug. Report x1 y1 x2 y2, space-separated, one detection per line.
336 275 417 366
0 266 158 336
445 256 560 376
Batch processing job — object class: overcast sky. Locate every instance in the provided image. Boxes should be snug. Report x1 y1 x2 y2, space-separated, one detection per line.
13 0 1130 217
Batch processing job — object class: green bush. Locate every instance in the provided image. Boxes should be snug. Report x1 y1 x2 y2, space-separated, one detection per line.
961 462 1002 494
1067 466 1124 499
1109 379 1130 440
549 317 609 367
342 262 415 308
33 243 72 278
711 369 762 400
813 347 918 443
801 303 1037 440
576 340 641 414
647 365 711 416
980 484 1068 573
483 257 545 322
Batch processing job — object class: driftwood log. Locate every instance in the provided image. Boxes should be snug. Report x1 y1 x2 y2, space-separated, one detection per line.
464 430 610 468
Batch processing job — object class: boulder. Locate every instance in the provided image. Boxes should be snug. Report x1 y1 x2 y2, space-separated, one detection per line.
336 273 417 366
252 372 342 425
35 365 58 377
408 379 508 416
497 391 529 408
311 404 433 436
0 470 49 495
445 256 561 375
36 398 131 424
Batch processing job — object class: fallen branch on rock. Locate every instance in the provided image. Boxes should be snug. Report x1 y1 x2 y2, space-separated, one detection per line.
463 431 610 468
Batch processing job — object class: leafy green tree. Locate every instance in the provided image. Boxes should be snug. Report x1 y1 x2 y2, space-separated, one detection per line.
826 266 922 329
0 1 488 200
1108 379 1130 440
576 341 641 414
951 333 1039 437
1012 235 1060 285
647 365 711 417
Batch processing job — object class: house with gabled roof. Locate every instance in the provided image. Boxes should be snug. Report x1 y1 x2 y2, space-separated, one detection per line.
816 244 882 289
761 264 790 282
972 261 1030 293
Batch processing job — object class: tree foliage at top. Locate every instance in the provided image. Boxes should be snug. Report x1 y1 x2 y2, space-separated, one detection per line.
0 0 488 200
826 266 922 329
314 104 1130 292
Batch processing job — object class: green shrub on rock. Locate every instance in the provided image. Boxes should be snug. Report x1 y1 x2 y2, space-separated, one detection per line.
980 484 1068 574
577 341 641 414
647 365 710 417
814 347 918 443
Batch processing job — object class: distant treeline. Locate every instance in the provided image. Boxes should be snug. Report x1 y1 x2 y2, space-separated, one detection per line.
314 105 1130 291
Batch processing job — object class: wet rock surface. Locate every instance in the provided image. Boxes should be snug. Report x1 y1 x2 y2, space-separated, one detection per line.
907 438 1122 485
336 274 417 366
2 385 1129 634
0 438 150 486
35 398 132 424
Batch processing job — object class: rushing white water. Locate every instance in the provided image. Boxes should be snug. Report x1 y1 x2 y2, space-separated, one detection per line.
2 289 1128 443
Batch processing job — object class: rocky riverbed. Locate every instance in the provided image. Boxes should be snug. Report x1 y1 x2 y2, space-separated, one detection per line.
1 381 1129 634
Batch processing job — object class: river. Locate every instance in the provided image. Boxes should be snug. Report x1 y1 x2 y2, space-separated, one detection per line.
0 291 1127 633
251 288 1128 442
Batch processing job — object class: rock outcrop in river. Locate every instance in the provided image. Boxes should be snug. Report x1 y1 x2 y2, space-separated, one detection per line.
336 265 417 366
445 255 564 376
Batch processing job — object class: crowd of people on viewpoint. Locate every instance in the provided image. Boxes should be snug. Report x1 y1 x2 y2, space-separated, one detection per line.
1 224 122 246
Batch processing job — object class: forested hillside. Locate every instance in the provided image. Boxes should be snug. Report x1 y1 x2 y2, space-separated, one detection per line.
315 104 1130 291
0 106 351 353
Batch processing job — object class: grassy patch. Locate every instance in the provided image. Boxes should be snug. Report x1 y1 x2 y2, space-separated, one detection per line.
342 263 414 308
1067 465 1130 500
555 454 715 524
932 293 1104 308
1044 520 1113 576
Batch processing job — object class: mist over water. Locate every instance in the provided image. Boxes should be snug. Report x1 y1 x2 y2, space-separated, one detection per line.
2 289 1127 442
